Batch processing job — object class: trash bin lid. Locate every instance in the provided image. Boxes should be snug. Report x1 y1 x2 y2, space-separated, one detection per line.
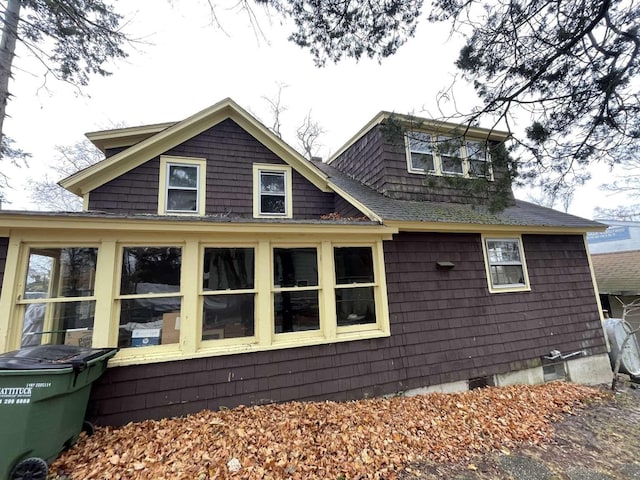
0 345 117 370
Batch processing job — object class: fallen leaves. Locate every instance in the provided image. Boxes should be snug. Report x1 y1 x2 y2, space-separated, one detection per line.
50 381 606 480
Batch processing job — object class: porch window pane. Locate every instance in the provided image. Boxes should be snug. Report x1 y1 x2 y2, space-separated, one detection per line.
336 286 376 327
120 247 181 295
274 291 320 333
21 300 96 348
203 294 255 339
273 248 318 288
25 248 98 299
118 297 181 348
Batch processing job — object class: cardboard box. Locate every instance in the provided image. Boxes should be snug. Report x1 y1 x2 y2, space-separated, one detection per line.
64 328 92 348
202 328 224 340
162 312 181 344
131 328 161 347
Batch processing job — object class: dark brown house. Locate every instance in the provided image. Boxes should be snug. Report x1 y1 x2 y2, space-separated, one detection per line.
0 98 612 426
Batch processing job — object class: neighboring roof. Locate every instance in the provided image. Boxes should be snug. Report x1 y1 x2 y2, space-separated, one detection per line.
328 111 511 164
314 161 605 232
60 98 334 197
591 250 640 295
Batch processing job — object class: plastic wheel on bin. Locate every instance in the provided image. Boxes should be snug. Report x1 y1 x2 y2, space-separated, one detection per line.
10 457 48 480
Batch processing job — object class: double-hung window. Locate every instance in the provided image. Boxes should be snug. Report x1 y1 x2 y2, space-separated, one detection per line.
334 247 377 327
19 247 98 347
118 246 182 348
466 140 492 178
273 247 320 334
201 247 255 340
406 132 492 179
159 156 206 215
253 164 293 218
483 237 530 292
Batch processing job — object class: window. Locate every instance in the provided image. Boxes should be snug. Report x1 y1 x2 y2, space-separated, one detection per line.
407 132 435 172
437 135 463 174
483 237 530 292
406 132 492 179
466 140 492 178
253 164 293 218
7 236 390 367
201 247 255 340
118 247 182 348
334 247 376 327
19 247 98 347
273 247 320 333
159 156 206 215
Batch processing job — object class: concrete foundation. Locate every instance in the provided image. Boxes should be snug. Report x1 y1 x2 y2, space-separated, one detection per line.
494 365 545 387
404 380 469 396
566 353 613 385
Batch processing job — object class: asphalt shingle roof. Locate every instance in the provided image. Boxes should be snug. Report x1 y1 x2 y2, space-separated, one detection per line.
315 161 604 230
591 250 640 295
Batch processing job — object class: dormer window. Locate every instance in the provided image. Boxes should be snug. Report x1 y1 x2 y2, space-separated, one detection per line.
406 132 493 180
253 164 293 218
159 156 206 215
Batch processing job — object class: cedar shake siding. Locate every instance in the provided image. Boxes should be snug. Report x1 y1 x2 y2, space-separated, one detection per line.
88 231 607 426
89 119 336 219
332 124 515 206
331 126 386 192
0 237 8 298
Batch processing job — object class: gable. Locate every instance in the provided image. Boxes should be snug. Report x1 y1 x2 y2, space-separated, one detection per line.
60 98 333 197
87 119 337 219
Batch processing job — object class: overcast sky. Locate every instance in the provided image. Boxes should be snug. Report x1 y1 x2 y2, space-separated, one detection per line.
1 1 630 218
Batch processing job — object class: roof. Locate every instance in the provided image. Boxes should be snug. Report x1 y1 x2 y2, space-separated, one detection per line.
591 250 640 295
328 111 511 164
314 160 606 232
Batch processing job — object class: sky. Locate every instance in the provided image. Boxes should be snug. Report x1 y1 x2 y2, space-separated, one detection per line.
0 1 632 218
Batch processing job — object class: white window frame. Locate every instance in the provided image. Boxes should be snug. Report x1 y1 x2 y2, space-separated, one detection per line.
405 132 494 180
253 163 293 219
481 235 531 293
158 156 207 215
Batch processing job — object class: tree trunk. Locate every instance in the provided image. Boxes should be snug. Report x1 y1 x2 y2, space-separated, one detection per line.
0 0 21 151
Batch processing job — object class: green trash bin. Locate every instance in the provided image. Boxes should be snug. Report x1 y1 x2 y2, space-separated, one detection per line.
0 345 118 480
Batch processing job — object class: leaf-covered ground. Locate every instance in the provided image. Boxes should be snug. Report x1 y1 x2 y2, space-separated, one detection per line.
50 382 605 480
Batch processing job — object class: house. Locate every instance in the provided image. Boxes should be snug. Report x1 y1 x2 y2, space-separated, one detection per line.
0 98 612 426
587 221 640 337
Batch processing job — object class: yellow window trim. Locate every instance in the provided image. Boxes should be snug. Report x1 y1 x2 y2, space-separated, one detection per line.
253 163 293 219
158 156 207 216
1 235 390 366
481 234 531 294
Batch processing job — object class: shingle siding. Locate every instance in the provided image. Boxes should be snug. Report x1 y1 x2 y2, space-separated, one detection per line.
89 119 336 219
88 231 607 426
0 237 8 298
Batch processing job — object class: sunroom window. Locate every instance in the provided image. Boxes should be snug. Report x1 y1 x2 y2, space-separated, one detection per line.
484 238 530 292
201 247 255 340
118 247 182 348
334 247 376 327
273 247 320 333
20 247 98 347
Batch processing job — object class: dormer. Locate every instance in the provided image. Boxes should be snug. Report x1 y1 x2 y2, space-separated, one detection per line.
329 112 513 207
